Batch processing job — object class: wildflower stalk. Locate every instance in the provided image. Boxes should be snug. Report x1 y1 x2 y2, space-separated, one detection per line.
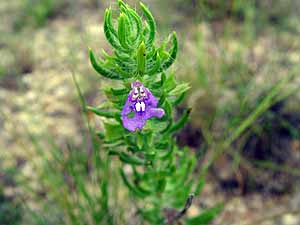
89 1 222 224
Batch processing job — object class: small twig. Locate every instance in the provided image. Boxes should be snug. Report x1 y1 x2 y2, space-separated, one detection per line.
165 193 194 225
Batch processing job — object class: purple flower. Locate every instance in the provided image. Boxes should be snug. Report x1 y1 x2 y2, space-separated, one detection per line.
121 81 165 132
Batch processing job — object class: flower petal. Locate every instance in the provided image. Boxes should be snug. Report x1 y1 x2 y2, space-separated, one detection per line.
146 88 158 107
122 113 147 132
146 108 165 119
121 97 132 116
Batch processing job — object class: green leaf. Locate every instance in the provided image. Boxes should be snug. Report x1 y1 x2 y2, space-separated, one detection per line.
149 79 163 90
104 96 126 107
109 150 145 165
143 119 168 132
120 169 151 198
158 140 174 160
158 32 178 72
87 106 118 118
171 91 186 106
161 72 166 85
136 132 144 150
164 72 177 92
118 0 127 10
140 2 156 47
104 8 122 50
118 13 132 50
146 52 161 76
168 83 190 96
103 140 124 148
164 99 172 117
127 7 143 45
166 108 191 134
158 92 166 106
160 119 173 134
89 48 123 80
137 42 146 75
103 88 128 107
185 203 224 225
104 122 124 141
154 141 168 149
119 1 143 47
113 55 136 74
109 87 129 96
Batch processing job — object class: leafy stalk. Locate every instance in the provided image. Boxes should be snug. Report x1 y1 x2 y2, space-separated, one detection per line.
88 1 221 224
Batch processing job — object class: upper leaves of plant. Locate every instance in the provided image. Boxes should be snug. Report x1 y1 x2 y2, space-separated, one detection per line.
89 0 178 80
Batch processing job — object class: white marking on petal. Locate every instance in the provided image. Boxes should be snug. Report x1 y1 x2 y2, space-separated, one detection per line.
135 102 141 112
140 102 145 112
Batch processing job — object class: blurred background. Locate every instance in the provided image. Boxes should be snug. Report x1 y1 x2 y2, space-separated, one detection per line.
1 0 300 224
